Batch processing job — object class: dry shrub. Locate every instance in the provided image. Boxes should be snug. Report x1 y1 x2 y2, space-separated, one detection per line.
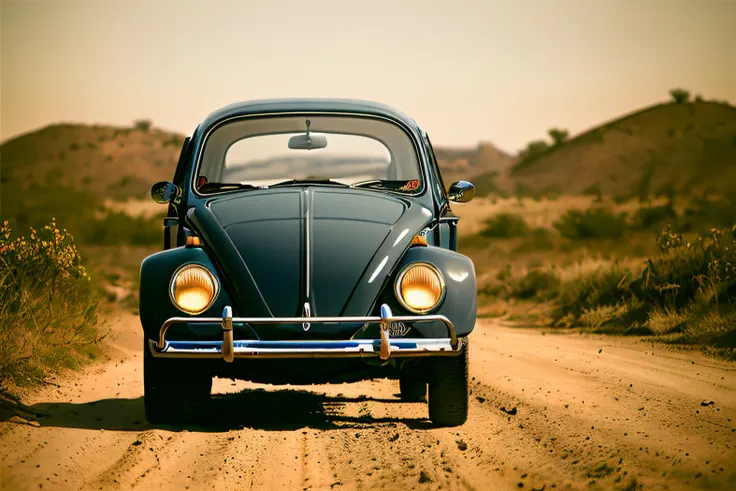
491 225 736 353
479 213 530 238
0 220 106 386
553 206 628 239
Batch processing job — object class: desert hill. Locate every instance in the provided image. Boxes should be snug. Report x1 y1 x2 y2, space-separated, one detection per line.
1 122 186 201
0 123 510 208
434 142 515 184
0 122 186 241
501 101 736 198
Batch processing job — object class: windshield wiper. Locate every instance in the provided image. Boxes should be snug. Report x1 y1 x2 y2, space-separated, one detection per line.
198 182 258 193
268 178 349 188
351 180 417 191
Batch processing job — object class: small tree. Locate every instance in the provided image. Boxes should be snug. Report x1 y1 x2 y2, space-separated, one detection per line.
134 119 153 132
669 88 690 104
547 128 569 145
694 94 704 103
524 139 549 159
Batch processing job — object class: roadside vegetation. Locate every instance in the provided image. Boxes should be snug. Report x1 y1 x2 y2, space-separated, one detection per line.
460 193 736 360
0 120 173 389
0 220 107 387
2 91 734 389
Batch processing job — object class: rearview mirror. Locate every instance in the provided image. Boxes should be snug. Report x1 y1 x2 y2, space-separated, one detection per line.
288 133 328 150
448 180 475 203
151 181 181 204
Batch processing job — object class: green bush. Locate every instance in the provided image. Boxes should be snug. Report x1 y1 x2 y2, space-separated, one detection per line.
669 88 690 104
480 213 530 238
632 204 678 230
80 211 163 246
0 220 104 386
548 128 569 145
507 269 560 301
471 172 505 198
511 228 556 253
582 183 602 197
525 140 549 157
678 195 736 232
134 119 153 132
553 207 628 239
163 135 185 148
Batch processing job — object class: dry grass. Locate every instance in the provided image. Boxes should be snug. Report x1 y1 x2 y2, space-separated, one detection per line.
81 244 160 315
454 195 675 236
454 196 597 235
103 198 168 218
0 221 107 387
471 219 736 357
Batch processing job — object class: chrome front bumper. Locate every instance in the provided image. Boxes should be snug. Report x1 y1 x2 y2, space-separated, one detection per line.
149 304 460 361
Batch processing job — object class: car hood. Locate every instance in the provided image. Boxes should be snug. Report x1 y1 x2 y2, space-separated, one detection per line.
188 187 433 317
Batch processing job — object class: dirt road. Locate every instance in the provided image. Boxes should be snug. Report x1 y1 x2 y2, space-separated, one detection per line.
2 313 735 491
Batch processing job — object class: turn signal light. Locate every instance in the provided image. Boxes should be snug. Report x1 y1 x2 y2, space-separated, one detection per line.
410 234 428 247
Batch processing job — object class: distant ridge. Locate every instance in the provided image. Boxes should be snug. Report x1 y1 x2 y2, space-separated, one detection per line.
0 123 513 201
433 142 515 184
1 122 185 200
475 101 736 198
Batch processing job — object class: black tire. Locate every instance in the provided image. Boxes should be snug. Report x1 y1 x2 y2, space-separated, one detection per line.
399 370 426 402
143 339 212 424
427 337 469 427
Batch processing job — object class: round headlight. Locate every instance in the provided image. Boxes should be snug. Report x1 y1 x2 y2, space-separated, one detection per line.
170 264 218 314
395 263 445 313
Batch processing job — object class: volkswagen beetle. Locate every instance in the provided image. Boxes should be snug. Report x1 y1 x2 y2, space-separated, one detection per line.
141 98 477 426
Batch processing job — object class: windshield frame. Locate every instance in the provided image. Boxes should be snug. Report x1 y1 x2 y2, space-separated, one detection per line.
189 111 429 199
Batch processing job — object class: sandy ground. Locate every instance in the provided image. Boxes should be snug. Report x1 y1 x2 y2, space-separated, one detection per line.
1 313 735 491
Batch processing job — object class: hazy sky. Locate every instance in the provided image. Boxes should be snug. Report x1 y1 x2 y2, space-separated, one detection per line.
2 0 734 153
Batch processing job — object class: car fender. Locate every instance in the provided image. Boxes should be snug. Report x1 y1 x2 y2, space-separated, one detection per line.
139 246 234 340
389 246 477 337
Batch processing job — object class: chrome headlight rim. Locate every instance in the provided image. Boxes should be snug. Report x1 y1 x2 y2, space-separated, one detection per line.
394 261 446 314
169 262 220 315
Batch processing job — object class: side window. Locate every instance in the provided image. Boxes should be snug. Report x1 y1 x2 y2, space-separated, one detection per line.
424 134 449 204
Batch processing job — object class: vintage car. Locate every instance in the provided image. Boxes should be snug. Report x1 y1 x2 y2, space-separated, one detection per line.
141 98 477 427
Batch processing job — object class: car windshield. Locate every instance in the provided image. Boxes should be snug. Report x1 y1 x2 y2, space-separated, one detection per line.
196 114 423 194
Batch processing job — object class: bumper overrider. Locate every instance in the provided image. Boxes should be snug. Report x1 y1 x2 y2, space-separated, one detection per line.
149 304 461 362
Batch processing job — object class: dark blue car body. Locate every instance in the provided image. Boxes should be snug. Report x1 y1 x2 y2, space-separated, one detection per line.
140 99 477 426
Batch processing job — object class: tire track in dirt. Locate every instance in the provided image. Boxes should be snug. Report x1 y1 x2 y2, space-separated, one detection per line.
2 318 736 490
465 325 736 490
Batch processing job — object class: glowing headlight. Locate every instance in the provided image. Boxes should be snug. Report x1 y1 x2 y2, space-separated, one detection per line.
170 264 218 314
395 263 445 313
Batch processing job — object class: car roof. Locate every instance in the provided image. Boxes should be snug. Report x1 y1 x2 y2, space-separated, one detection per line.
198 98 420 132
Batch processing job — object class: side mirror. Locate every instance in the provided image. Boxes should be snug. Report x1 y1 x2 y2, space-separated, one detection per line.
448 181 475 203
151 181 181 204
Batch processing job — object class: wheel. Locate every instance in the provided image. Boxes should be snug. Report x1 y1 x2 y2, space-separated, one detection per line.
399 370 426 402
427 337 469 427
143 339 212 424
